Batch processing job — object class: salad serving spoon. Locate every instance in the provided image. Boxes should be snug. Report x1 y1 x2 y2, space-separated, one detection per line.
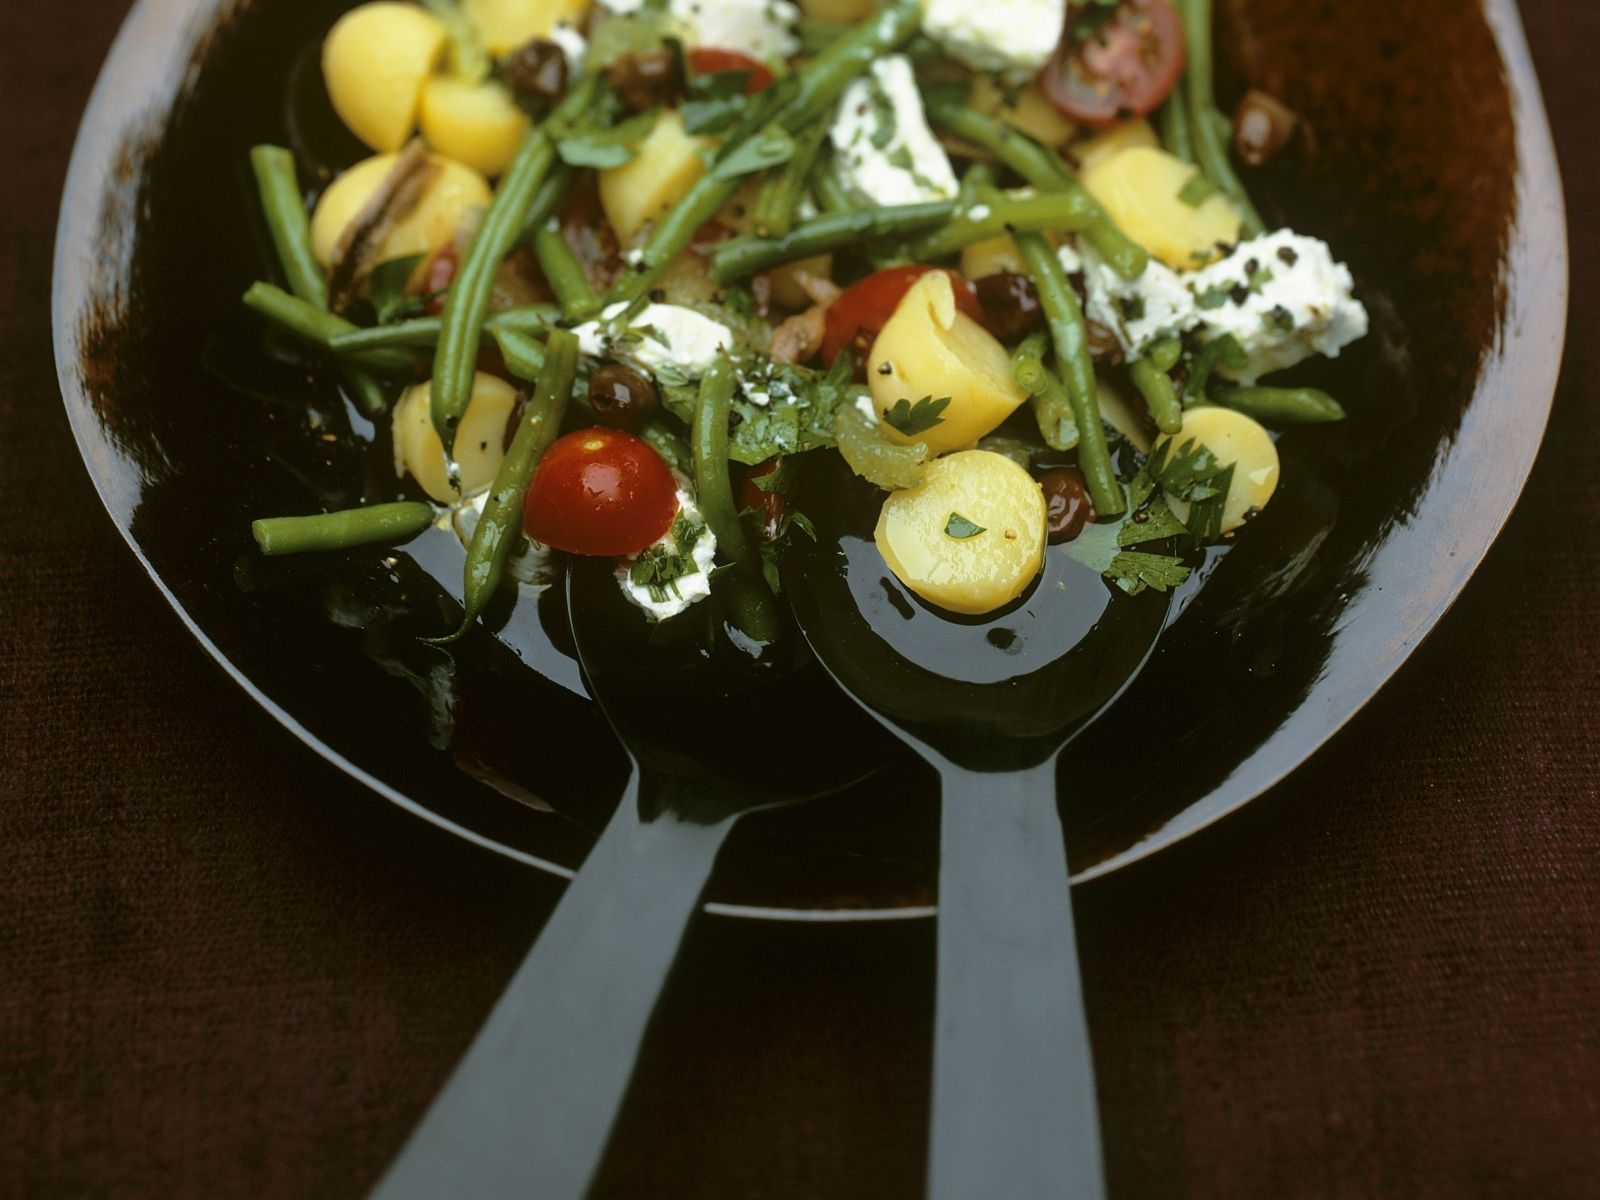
784 460 1174 1200
372 554 887 1200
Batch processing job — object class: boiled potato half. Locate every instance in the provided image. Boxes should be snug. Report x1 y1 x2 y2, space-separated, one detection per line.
960 232 1026 281
876 451 1048 616
310 152 492 271
867 271 1028 455
393 373 520 502
970 76 1075 148
1155 406 1279 533
1081 145 1243 270
462 0 591 55
599 110 711 245
323 2 448 153
419 77 530 176
1070 118 1158 175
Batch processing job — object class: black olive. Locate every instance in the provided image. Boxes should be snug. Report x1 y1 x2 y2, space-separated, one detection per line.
503 39 569 102
589 362 660 431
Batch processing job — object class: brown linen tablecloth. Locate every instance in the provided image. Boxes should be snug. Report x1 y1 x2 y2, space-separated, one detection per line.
3 1 1597 1196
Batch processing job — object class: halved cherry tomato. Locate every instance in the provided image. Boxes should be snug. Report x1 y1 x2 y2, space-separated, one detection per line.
524 428 680 556
687 48 776 94
821 266 984 370
1039 0 1186 129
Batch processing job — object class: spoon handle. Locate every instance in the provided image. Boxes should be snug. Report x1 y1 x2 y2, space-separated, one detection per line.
371 770 735 1200
927 760 1105 1200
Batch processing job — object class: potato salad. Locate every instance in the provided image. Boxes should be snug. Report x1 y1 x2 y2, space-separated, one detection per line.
243 0 1367 646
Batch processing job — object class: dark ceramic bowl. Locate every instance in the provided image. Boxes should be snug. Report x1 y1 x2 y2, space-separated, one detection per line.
54 0 1566 918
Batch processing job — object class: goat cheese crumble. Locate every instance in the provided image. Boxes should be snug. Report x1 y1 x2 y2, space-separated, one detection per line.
616 489 718 621
548 21 587 73
921 0 1067 78
830 55 959 207
573 302 734 376
1059 231 1368 381
1187 230 1369 383
667 0 800 61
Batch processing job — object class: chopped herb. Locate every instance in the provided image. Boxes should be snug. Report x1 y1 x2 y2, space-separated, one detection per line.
1116 498 1188 546
945 512 986 539
1117 295 1147 322
367 253 426 325
554 108 660 168
1146 437 1236 545
1103 551 1191 596
1178 173 1217 207
881 394 950 436
629 515 706 604
1195 285 1232 311
711 123 797 181
1263 305 1296 332
682 69 755 135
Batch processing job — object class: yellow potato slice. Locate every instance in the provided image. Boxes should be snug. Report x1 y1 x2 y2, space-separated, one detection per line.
419 77 531 176
1155 406 1279 533
960 232 1027 281
392 373 520 502
462 0 591 55
970 76 1075 148
310 152 492 270
875 451 1048 616
1081 145 1243 270
867 271 1027 455
598 110 712 245
323 3 448 153
1069 118 1158 175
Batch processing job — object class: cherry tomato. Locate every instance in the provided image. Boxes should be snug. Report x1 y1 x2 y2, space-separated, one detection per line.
1039 0 1187 129
687 48 776 94
524 428 680 556
821 266 984 370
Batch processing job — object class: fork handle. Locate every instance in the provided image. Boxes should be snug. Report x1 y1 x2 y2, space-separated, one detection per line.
928 758 1106 1200
371 771 735 1200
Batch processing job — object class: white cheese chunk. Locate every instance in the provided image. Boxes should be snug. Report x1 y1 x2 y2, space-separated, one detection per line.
1058 240 1197 359
616 489 719 621
921 0 1066 78
1187 231 1369 384
830 55 958 207
573 301 734 376
548 21 587 74
667 0 800 61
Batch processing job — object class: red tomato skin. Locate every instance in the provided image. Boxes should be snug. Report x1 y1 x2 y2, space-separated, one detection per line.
421 243 459 315
687 48 776 94
524 429 681 557
739 460 788 540
1040 0 1187 129
821 266 984 369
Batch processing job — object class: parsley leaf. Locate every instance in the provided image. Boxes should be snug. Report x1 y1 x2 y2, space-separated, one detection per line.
629 514 707 606
945 512 986 539
368 254 426 325
555 107 660 168
682 69 752 135
881 395 950 436
1103 551 1192 596
711 123 796 181
1116 497 1188 546
1146 437 1235 545
1177 173 1217 207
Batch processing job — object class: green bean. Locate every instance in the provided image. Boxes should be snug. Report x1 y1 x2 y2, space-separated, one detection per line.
1012 333 1079 451
432 75 598 450
249 146 327 309
248 148 392 416
692 357 782 644
1128 358 1184 435
1149 336 1183 373
533 221 600 318
711 201 955 281
328 306 558 355
905 190 1097 261
434 329 577 642
798 17 848 54
753 119 828 239
810 156 855 213
1015 232 1125 516
1158 93 1195 164
1179 0 1266 237
924 94 1148 281
242 283 415 375
609 0 920 303
519 163 577 242
252 502 435 556
1211 386 1346 425
494 327 549 381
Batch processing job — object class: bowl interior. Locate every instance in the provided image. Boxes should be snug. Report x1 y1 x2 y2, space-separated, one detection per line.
54 0 1564 915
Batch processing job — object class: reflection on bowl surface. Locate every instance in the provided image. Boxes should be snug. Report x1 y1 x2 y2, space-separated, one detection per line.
56 0 1563 915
